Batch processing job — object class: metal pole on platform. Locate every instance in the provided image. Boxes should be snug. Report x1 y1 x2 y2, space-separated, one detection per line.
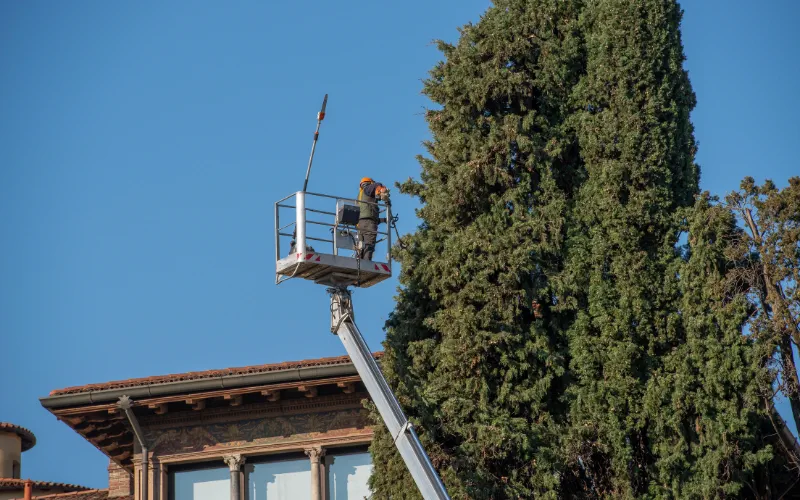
296 192 306 255
302 94 328 193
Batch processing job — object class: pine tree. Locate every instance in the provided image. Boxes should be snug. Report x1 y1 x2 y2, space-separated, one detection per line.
724 176 800 495
726 177 800 434
369 1 584 497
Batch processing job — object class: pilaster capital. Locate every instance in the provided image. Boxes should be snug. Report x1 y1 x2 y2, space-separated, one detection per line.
223 454 246 471
304 446 326 463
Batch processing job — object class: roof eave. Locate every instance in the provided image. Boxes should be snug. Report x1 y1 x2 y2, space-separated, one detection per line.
40 362 359 410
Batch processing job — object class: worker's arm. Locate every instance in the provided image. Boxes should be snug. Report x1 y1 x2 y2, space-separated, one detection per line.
362 182 386 198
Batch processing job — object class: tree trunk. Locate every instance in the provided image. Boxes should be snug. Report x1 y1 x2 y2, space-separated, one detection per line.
743 208 800 432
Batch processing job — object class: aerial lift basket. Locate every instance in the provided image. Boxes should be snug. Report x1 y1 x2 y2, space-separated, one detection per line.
274 191 392 288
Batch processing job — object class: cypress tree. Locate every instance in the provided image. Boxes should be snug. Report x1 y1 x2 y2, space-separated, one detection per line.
369 1 583 497
558 1 698 495
369 1 784 497
643 195 773 497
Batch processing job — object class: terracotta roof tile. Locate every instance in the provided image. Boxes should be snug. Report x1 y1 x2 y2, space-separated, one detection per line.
0 479 90 492
50 352 383 396
0 422 36 451
18 489 126 500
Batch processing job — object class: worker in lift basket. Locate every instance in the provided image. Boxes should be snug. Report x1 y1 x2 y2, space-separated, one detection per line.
357 177 389 261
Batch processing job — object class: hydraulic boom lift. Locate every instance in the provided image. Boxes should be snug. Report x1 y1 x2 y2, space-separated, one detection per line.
274 96 450 500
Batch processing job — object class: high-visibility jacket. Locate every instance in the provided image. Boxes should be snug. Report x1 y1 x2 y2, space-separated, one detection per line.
358 182 385 221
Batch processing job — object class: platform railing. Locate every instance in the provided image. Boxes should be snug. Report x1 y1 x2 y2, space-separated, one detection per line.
275 191 392 267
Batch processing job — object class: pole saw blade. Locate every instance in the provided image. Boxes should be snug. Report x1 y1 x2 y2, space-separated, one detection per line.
318 94 328 121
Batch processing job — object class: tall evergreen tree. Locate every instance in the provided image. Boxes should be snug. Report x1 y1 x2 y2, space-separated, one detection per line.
557 1 698 495
724 176 800 495
726 177 800 434
369 1 584 497
643 195 774 497
369 1 785 497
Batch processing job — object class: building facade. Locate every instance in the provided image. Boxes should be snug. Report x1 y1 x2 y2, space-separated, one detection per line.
39 354 378 500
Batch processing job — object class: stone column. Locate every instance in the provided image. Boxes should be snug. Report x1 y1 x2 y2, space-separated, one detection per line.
305 447 326 500
223 454 246 500
321 455 333 500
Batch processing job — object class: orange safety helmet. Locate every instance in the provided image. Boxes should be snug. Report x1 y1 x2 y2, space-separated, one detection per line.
360 177 374 185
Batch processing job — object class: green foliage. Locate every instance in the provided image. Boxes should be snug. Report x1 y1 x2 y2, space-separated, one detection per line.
558 1 698 496
369 2 584 497
725 177 800 489
368 1 789 498
643 196 774 498
726 177 800 422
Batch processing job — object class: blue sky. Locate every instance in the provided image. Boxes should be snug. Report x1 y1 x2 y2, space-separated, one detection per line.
1 0 798 488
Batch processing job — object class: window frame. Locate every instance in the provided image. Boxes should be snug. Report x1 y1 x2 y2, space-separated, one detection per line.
324 446 373 500
167 461 230 500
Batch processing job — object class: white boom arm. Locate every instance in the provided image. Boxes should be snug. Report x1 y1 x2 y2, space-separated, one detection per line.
328 288 450 500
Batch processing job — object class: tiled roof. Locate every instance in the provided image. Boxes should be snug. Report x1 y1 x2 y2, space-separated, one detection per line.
50 352 383 396
0 422 36 451
0 479 89 492
20 489 129 500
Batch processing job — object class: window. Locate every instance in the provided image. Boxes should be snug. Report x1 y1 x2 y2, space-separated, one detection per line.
12 460 20 479
246 455 311 500
168 464 229 500
327 450 372 500
167 448 373 500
